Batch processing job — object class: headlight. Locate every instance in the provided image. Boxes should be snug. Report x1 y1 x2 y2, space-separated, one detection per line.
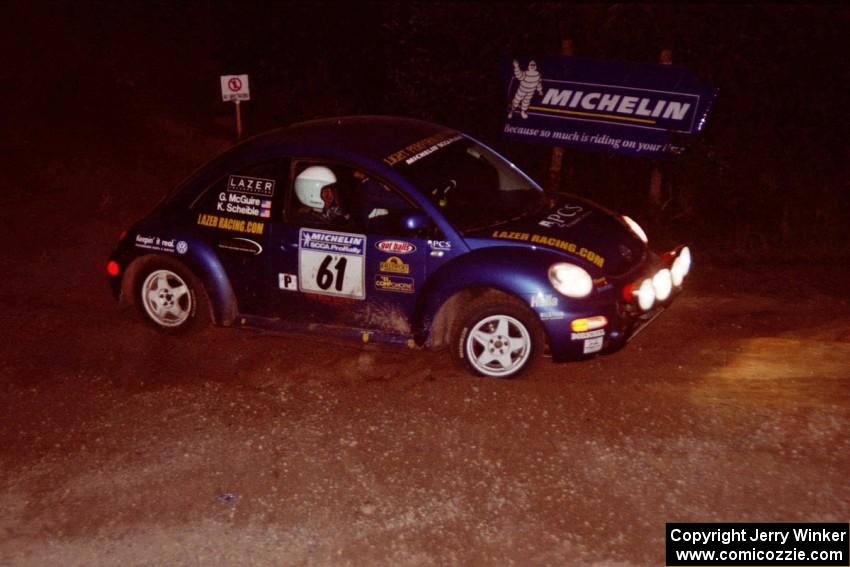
622 215 648 243
548 263 593 298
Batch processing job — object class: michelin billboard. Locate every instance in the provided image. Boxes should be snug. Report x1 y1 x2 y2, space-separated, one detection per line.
503 56 717 159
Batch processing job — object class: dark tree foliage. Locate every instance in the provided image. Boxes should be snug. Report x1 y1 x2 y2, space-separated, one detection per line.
7 2 848 261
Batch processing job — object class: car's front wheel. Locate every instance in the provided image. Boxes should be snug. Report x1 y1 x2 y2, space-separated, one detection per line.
134 257 209 333
452 294 544 378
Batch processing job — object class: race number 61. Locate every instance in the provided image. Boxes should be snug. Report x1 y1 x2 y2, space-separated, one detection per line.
317 254 347 292
299 238 365 300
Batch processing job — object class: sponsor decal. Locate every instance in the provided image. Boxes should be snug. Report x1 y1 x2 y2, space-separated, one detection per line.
218 237 263 255
529 234 605 268
492 230 530 242
134 234 183 254
227 175 275 197
375 240 416 254
538 204 591 228
539 311 565 321
278 273 298 291
197 213 264 235
383 131 464 167
375 274 415 294
531 293 558 308
299 229 366 300
583 336 604 354
571 329 605 340
428 239 452 251
490 230 606 268
301 229 365 255
379 256 410 274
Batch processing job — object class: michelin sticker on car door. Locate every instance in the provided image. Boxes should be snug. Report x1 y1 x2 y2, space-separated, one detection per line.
298 228 366 299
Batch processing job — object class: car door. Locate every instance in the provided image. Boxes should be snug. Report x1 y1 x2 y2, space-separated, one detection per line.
269 161 431 336
192 160 288 316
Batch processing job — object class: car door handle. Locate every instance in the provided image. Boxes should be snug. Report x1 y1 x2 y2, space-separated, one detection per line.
218 237 263 255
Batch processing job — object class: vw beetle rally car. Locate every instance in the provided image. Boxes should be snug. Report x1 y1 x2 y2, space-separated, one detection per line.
107 116 691 378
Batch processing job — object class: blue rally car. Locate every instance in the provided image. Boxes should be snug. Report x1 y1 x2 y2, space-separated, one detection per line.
107 116 691 378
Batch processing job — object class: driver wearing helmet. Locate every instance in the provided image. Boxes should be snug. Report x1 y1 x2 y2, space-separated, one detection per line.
294 166 351 225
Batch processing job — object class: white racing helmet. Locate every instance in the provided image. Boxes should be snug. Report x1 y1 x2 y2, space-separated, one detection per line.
295 166 337 211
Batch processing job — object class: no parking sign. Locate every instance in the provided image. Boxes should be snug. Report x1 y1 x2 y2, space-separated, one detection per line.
220 74 250 139
220 74 250 102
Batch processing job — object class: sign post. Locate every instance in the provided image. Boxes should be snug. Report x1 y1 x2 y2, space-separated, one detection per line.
220 74 250 139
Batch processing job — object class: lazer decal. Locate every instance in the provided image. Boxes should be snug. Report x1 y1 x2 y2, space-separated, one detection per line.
197 213 265 235
374 274 415 294
299 229 366 300
379 256 410 274
134 234 183 254
383 131 464 167
492 230 530 242
375 240 416 254
227 175 276 198
528 234 605 268
491 231 606 268
278 273 298 291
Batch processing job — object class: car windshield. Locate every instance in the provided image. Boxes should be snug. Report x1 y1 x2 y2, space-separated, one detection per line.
401 138 548 232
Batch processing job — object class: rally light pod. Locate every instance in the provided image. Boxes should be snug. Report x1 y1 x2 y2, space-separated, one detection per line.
671 246 692 287
653 269 673 301
637 279 655 311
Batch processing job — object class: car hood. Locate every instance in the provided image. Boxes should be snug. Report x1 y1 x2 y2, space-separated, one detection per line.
465 194 647 276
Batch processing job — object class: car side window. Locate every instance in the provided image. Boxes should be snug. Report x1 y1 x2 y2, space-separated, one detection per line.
288 162 421 236
193 160 290 223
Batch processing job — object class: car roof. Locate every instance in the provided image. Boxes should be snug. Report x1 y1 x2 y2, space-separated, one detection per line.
243 115 456 164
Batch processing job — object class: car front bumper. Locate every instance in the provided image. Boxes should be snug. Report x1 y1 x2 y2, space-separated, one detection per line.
539 245 691 362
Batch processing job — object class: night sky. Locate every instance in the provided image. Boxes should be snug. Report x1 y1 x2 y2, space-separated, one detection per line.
5 2 848 259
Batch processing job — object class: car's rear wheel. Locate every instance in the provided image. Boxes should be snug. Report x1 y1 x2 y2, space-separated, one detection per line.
135 257 209 333
451 294 544 378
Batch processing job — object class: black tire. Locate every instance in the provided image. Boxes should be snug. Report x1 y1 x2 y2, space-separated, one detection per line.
133 256 210 334
451 294 545 378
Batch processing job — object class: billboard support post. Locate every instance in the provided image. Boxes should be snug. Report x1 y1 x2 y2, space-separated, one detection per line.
547 38 574 193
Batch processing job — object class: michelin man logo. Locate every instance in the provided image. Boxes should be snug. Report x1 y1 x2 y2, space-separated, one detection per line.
508 59 543 120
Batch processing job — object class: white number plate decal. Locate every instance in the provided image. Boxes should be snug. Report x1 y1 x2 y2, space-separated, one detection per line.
298 229 366 299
